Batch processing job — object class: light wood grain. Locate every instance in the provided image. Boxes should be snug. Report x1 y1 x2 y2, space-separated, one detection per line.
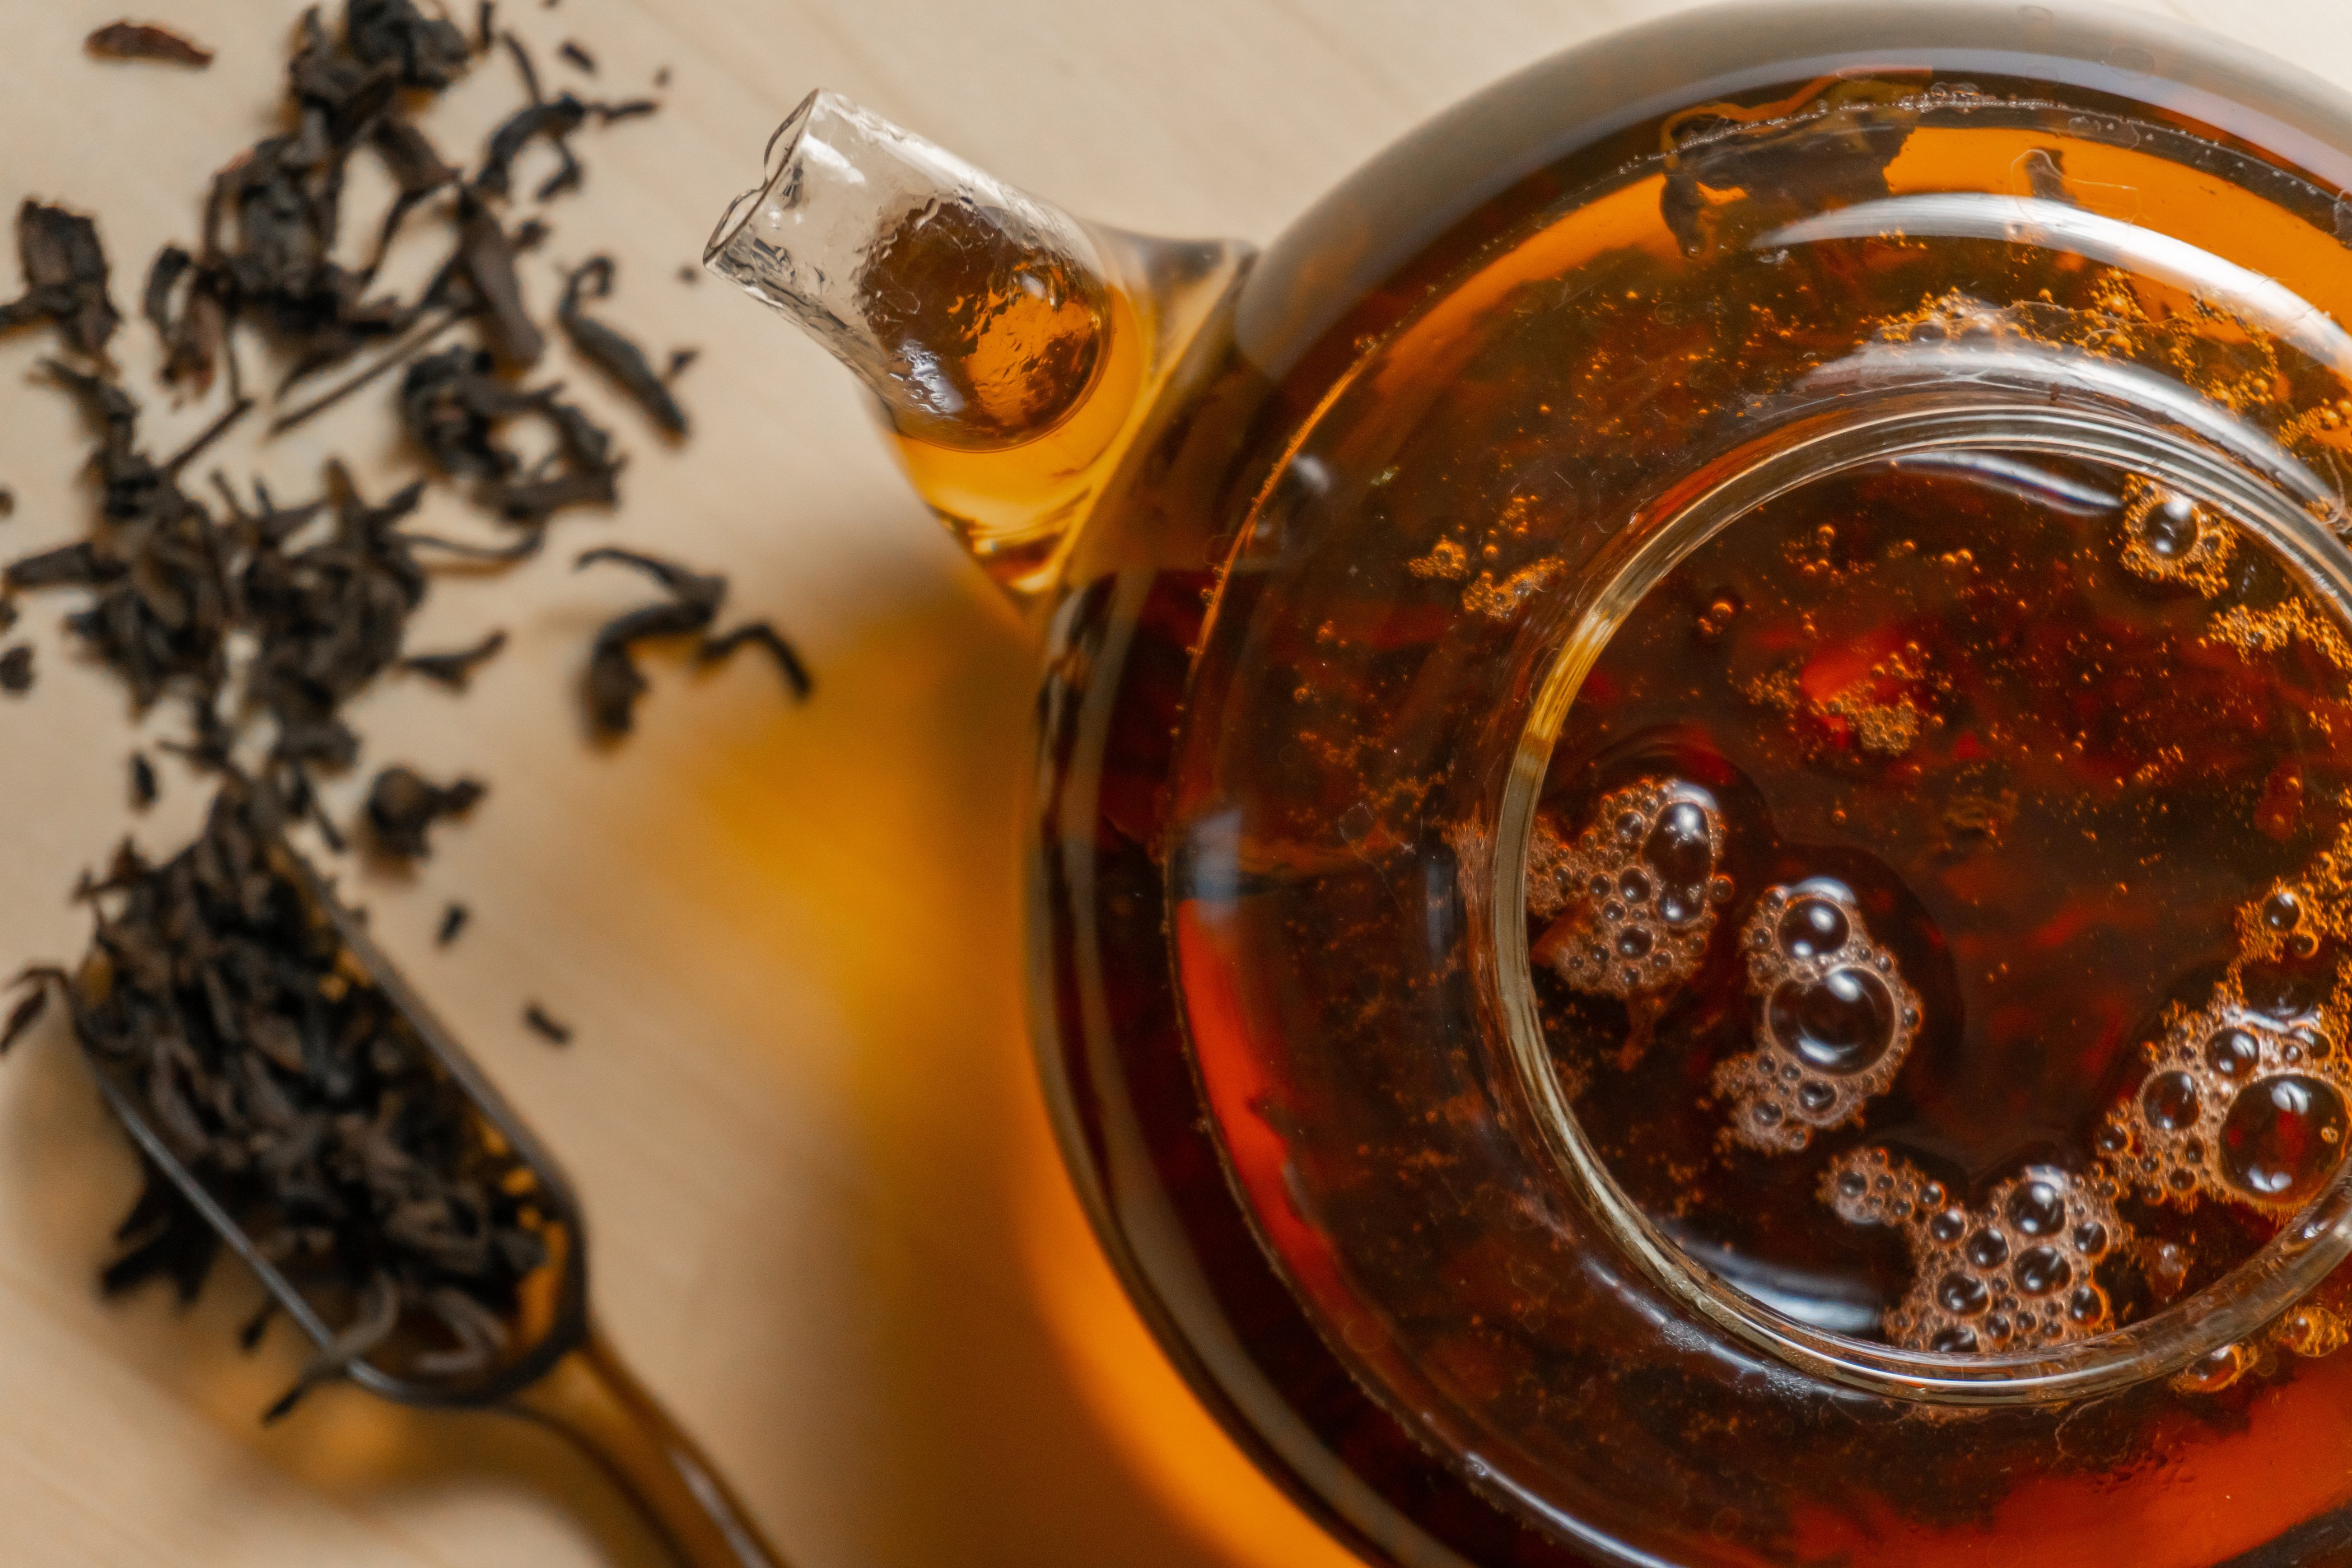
0 1 2342 1565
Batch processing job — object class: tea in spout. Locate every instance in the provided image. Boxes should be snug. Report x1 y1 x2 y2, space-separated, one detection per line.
707 91 1250 594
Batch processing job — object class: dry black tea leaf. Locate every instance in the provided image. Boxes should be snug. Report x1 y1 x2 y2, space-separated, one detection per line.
0 202 122 358
576 545 723 732
86 21 216 66
0 982 49 1053
0 645 34 693
361 120 462 281
364 764 486 858
574 548 808 734
698 621 813 701
437 902 469 945
400 347 621 522
664 347 698 379
558 257 685 435
344 0 472 90
442 194 544 368
522 1002 571 1045
477 35 654 203
129 751 158 809
0 487 13 516
142 245 192 336
578 545 724 614
400 627 507 689
557 39 595 74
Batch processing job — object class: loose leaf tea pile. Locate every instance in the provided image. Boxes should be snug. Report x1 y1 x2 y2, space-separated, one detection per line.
7 780 553 1414
0 0 806 1416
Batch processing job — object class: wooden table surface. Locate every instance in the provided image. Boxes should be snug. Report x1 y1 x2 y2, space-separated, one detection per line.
2 1 2348 1565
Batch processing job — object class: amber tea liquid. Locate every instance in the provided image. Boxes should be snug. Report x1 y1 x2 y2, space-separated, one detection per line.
1529 450 2352 1365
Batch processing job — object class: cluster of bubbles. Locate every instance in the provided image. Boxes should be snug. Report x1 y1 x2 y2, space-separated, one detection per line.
1824 1147 2121 1354
2171 1300 2352 1396
1713 879 1921 1152
2099 993 2352 1216
1521 759 2352 1372
1527 779 1732 998
2116 475 2234 598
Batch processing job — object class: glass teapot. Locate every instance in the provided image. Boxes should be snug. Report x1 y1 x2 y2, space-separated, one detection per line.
707 4 2352 1563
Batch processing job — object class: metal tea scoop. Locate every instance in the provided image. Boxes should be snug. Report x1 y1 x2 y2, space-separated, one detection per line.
60 822 789 1568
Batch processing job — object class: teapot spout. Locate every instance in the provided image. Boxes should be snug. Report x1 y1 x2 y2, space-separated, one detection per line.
706 91 1249 594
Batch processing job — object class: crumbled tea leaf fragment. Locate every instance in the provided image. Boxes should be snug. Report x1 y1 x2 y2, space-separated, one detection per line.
364 765 486 858
558 257 685 434
523 1002 571 1044
557 39 595 74
437 902 469 945
86 21 215 66
401 628 507 688
0 645 34 693
129 750 158 809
